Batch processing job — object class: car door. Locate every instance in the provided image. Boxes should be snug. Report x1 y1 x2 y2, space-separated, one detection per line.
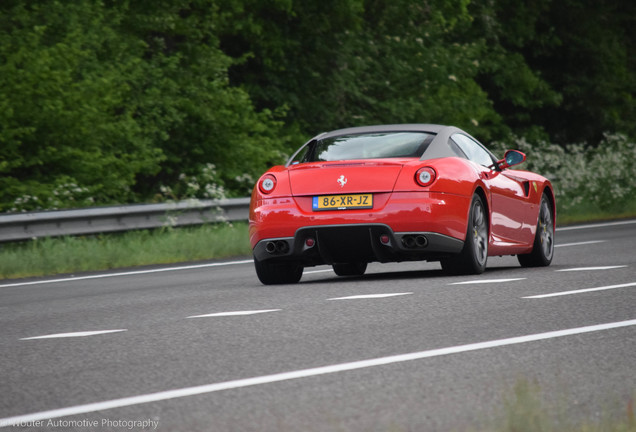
450 134 534 247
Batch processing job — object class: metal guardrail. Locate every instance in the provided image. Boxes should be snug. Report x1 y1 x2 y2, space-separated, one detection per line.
0 198 251 242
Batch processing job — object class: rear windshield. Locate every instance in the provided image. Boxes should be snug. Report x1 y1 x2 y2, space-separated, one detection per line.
298 132 435 163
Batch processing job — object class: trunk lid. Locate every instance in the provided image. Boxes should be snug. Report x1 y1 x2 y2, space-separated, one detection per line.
288 161 405 196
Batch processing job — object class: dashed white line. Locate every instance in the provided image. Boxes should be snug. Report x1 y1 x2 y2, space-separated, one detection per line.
327 293 413 300
0 260 253 289
187 310 281 318
304 269 334 275
556 266 627 272
449 278 526 285
555 240 606 248
2 319 634 428
523 282 636 299
20 330 127 340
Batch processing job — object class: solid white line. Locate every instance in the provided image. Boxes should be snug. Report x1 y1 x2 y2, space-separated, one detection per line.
523 282 636 299
449 278 526 285
556 266 627 272
20 330 127 340
555 240 606 248
0 260 253 288
187 310 281 318
327 293 413 300
557 219 636 231
1 319 634 428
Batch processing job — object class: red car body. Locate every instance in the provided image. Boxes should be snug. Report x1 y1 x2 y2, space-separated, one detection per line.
249 124 555 284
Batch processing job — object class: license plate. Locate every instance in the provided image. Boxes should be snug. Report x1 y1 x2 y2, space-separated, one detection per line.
312 194 373 211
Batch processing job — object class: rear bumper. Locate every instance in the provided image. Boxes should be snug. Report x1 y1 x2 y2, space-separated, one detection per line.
250 191 470 247
253 223 464 266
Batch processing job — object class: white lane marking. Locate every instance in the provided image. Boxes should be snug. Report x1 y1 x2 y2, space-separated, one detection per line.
20 330 127 340
449 278 526 285
0 260 253 288
187 309 281 318
304 269 334 275
523 282 636 299
327 293 413 300
556 266 627 272
2 319 634 428
557 219 636 231
555 240 606 248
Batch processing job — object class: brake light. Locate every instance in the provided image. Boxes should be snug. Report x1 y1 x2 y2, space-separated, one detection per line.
258 174 277 194
415 167 436 187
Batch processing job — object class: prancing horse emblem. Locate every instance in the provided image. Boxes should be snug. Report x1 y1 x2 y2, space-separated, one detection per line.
337 175 347 187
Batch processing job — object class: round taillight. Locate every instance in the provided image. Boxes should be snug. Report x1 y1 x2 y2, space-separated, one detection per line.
415 167 436 187
259 175 277 194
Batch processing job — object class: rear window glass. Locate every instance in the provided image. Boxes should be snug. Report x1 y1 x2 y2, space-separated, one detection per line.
299 132 434 162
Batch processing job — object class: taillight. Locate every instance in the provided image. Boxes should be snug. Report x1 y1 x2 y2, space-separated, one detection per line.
258 174 277 194
415 167 436 187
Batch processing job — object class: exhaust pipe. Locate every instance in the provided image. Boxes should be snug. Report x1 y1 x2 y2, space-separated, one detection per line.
265 240 290 254
265 241 277 254
275 240 289 254
402 236 415 248
415 235 428 247
401 234 428 249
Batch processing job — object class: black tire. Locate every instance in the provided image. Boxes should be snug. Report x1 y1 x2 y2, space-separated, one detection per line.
333 262 367 276
254 257 303 285
441 194 488 275
518 194 554 267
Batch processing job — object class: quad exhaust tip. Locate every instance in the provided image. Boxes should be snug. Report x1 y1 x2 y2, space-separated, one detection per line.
401 234 428 249
265 240 290 254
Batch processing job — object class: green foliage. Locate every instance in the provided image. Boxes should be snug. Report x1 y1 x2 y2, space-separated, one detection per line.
467 0 635 144
0 1 165 211
0 0 290 212
220 0 503 139
329 0 501 137
489 133 636 214
0 0 634 212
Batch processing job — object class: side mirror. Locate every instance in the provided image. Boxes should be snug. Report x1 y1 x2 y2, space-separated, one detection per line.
496 150 526 170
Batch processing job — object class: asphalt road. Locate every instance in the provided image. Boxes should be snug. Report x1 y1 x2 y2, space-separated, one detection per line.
1 220 635 431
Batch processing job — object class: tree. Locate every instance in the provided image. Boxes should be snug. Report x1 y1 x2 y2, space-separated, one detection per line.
0 1 164 211
0 0 289 211
466 0 635 144
219 0 509 140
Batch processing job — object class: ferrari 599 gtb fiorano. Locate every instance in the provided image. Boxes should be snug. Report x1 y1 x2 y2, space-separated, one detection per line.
249 124 555 285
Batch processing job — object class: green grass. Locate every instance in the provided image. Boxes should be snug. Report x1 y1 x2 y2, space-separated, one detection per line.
481 379 636 432
0 222 252 280
557 201 636 225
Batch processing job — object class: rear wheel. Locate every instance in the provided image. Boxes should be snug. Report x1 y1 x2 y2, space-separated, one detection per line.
333 262 367 276
518 194 554 267
441 194 488 275
254 257 303 285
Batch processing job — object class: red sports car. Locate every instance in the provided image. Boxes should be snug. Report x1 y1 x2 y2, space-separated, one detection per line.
249 124 555 284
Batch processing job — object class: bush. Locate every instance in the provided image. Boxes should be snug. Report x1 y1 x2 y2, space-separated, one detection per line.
489 133 636 214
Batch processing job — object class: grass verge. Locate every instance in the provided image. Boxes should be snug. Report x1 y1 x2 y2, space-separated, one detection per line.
557 201 636 225
0 222 252 280
481 379 635 432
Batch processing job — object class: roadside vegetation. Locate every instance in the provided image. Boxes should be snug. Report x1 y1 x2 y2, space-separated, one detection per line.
490 133 636 218
0 222 251 280
479 379 636 432
1 0 634 213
